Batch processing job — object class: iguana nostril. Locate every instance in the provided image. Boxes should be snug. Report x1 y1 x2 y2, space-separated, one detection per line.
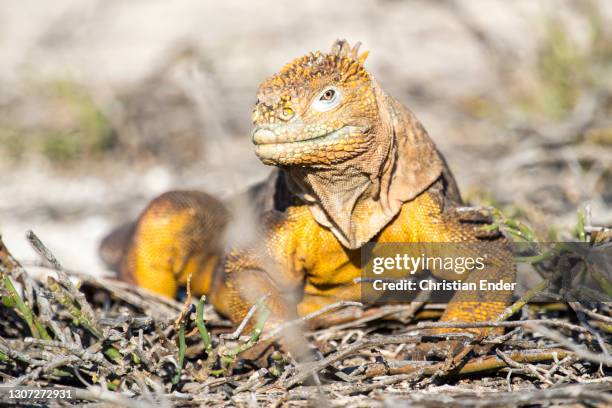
279 107 295 121
252 128 277 144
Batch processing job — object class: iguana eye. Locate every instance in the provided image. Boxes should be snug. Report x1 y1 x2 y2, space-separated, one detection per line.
321 89 335 101
311 87 341 112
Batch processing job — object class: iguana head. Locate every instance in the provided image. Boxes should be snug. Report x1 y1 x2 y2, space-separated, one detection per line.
251 40 378 166
251 39 446 249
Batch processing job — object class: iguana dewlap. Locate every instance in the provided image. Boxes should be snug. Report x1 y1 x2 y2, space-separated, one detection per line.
100 40 514 330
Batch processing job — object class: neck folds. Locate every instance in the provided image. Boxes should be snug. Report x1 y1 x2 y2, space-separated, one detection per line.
286 84 445 249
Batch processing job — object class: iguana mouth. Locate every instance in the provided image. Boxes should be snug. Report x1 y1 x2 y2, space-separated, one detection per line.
252 125 367 165
252 124 350 145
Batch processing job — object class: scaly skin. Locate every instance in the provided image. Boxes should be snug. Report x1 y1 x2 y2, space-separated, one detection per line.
101 40 515 336
251 45 375 167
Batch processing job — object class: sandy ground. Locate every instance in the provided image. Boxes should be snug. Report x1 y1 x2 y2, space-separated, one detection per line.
1 0 611 275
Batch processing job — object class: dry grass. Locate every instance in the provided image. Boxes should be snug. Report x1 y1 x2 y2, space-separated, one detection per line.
0 227 610 407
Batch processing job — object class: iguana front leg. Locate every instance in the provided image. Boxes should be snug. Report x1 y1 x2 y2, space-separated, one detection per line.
209 250 303 328
402 191 516 332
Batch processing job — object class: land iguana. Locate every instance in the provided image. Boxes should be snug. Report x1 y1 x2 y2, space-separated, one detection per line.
100 39 514 335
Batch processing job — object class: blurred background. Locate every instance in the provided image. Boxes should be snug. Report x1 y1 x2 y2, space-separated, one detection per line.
1 0 611 275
